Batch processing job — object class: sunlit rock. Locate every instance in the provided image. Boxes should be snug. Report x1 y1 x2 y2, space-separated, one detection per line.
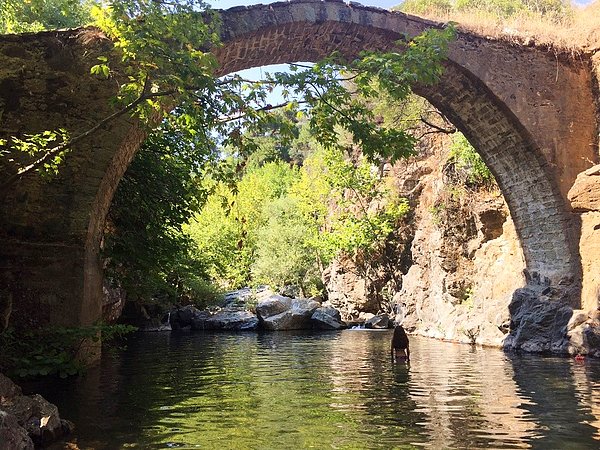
257 296 320 330
311 306 345 330
365 314 390 329
204 309 259 331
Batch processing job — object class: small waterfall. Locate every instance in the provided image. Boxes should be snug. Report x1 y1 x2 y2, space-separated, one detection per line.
156 311 172 332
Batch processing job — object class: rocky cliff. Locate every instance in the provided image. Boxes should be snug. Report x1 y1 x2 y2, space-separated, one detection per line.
326 131 527 347
325 129 600 355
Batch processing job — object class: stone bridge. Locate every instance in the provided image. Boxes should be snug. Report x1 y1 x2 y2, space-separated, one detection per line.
0 1 598 335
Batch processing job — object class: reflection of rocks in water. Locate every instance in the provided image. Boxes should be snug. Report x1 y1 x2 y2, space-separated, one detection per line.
508 353 600 447
405 339 535 448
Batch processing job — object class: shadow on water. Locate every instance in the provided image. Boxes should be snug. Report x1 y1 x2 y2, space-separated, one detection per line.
24 331 600 449
507 352 600 448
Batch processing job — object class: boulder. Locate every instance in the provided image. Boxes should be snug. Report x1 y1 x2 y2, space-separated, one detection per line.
189 309 212 331
503 284 573 353
0 410 33 450
568 164 600 212
365 314 390 329
170 304 204 329
311 306 345 330
204 309 259 331
0 374 71 447
258 297 320 330
256 295 293 320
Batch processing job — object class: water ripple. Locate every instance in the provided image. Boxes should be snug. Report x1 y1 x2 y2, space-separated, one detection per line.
27 330 600 449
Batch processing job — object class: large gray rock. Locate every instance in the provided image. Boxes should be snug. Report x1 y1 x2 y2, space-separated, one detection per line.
365 314 390 329
257 296 320 330
170 305 204 329
189 310 213 331
0 410 33 450
255 295 293 320
311 306 345 330
503 282 573 353
0 374 71 447
205 309 259 331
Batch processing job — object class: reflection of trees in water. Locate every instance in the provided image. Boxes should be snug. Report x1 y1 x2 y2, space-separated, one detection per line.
29 331 600 448
508 353 600 448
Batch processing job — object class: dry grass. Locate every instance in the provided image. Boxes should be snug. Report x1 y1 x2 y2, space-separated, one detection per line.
401 1 600 54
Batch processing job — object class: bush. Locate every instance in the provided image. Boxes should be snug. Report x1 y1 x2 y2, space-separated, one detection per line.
444 133 495 189
0 323 136 378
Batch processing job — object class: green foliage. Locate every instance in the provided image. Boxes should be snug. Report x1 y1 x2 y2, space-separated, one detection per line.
187 161 298 289
429 203 446 225
291 145 410 264
0 323 135 378
0 0 95 33
445 133 495 188
268 25 455 165
0 129 70 178
251 196 321 295
104 124 218 305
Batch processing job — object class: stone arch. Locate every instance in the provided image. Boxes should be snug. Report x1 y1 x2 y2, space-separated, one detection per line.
213 1 583 282
1 0 596 330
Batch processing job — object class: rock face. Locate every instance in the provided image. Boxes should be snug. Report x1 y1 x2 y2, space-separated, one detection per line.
324 258 384 320
568 164 600 212
325 134 527 347
568 164 600 312
503 275 574 353
0 373 72 448
0 410 33 450
256 295 320 330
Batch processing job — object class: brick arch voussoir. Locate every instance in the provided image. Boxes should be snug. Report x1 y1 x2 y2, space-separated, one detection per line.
416 62 580 283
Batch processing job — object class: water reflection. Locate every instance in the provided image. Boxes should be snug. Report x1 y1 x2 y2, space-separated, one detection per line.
27 330 600 449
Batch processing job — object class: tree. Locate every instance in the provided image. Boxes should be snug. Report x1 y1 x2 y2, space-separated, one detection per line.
0 0 95 33
251 196 321 296
187 161 298 289
104 124 219 305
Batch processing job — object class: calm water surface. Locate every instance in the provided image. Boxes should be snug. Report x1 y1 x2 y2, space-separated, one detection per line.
30 330 600 449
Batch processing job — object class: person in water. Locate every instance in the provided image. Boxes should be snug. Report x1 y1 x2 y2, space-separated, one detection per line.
391 325 410 363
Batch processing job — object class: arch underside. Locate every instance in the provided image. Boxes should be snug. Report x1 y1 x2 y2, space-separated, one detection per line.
213 17 578 283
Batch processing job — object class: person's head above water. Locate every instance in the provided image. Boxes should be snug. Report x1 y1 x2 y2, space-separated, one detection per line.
391 325 409 349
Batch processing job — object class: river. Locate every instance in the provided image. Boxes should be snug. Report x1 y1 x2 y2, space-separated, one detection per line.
28 330 600 449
